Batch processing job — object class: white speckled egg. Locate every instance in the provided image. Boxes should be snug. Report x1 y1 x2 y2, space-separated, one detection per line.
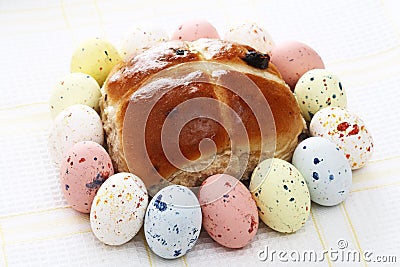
48 104 104 166
120 27 169 61
144 185 202 259
310 107 374 170
295 69 347 121
250 158 310 233
90 173 148 245
292 137 352 206
224 22 275 55
50 73 101 118
70 38 121 86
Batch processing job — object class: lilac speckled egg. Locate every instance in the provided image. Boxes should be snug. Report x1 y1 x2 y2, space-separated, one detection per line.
144 185 202 259
310 107 374 170
60 141 114 213
199 174 258 248
90 173 148 245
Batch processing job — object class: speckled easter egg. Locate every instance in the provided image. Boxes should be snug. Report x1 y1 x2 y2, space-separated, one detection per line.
49 72 101 118
310 107 374 170
270 41 325 90
224 22 275 55
171 19 220 41
120 27 169 61
70 38 121 86
295 69 347 121
48 104 104 166
90 173 148 245
60 141 114 213
144 185 202 259
292 137 352 206
250 158 310 233
199 174 258 248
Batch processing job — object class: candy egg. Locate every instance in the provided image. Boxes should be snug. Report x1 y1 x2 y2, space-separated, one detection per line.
310 107 374 170
199 174 258 248
292 137 352 206
120 27 169 61
48 104 104 166
224 22 275 55
90 173 148 245
171 19 220 41
295 69 347 121
271 41 325 90
49 72 101 118
60 141 114 213
144 185 201 259
250 158 310 233
70 38 122 86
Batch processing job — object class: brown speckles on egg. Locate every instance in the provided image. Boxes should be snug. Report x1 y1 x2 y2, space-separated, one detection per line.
199 174 258 249
90 173 148 246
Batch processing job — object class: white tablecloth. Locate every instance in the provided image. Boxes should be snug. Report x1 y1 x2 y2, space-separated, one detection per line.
1 0 399 266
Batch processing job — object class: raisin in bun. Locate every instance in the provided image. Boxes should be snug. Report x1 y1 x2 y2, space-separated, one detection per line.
100 38 305 189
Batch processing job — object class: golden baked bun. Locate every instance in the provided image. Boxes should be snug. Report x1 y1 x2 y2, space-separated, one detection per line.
100 38 305 189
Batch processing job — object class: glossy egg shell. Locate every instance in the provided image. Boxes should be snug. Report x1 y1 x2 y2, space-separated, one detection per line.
144 185 202 259
199 174 258 249
49 72 101 118
171 19 220 41
295 69 347 121
224 22 275 55
90 173 148 245
250 158 310 233
292 137 352 206
60 141 114 213
310 107 374 169
48 104 104 166
271 41 325 90
70 38 121 86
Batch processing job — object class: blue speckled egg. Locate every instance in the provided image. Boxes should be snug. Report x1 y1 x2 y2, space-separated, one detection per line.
292 137 352 206
144 185 202 259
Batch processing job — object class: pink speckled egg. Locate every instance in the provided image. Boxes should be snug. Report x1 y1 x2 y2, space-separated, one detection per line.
271 41 325 90
60 141 114 213
171 19 220 41
198 174 258 249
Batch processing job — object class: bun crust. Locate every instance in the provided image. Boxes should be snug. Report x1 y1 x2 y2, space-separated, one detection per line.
100 39 305 187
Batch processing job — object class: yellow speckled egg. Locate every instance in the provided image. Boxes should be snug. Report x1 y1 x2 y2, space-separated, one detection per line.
295 69 347 121
249 158 310 233
49 73 101 118
70 38 121 86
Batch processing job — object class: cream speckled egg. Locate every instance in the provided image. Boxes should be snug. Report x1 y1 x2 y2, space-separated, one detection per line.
310 107 374 170
295 69 347 121
120 27 169 61
90 173 148 245
49 73 101 118
145 185 202 259
70 38 121 86
250 158 310 233
48 104 104 166
224 22 275 55
292 137 352 206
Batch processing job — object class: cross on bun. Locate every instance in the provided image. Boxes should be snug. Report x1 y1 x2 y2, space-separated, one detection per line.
100 38 305 189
